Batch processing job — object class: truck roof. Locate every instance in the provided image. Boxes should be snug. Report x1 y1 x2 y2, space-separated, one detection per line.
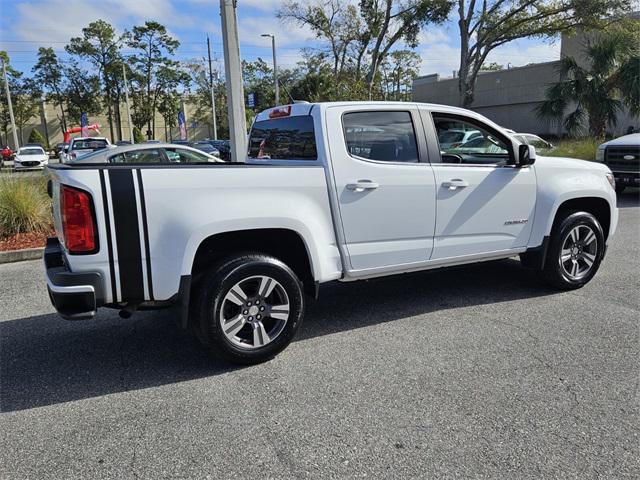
253 101 476 123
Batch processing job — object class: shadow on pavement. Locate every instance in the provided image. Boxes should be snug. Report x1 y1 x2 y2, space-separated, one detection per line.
1 258 557 412
617 188 639 209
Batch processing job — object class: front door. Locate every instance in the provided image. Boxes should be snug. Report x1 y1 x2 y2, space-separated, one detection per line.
325 106 437 271
426 111 536 260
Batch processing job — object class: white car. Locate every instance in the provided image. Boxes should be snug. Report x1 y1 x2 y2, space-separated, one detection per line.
513 133 554 151
13 146 49 170
44 101 617 364
67 143 223 164
437 128 482 150
595 133 639 193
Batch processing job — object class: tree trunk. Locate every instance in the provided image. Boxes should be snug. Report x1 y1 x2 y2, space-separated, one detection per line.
457 5 472 108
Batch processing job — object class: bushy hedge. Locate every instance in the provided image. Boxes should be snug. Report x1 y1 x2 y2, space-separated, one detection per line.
0 174 52 237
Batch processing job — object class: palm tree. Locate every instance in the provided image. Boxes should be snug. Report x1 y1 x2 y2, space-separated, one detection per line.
538 29 640 138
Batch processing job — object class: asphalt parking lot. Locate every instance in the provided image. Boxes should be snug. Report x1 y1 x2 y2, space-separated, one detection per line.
1 192 638 479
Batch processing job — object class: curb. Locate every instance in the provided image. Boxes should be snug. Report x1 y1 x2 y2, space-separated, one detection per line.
0 247 44 264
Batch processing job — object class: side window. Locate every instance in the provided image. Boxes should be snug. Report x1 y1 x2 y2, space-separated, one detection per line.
109 149 164 164
164 148 212 163
343 111 418 163
433 115 510 165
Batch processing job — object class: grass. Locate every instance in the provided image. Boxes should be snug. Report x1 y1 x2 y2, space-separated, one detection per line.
0 174 53 238
544 138 600 161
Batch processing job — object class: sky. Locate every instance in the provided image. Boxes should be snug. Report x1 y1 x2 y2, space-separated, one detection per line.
0 0 562 79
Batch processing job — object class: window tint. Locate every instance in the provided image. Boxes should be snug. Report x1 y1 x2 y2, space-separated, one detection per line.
343 111 418 163
72 139 108 150
248 116 317 160
164 148 213 163
433 115 510 165
109 149 164 164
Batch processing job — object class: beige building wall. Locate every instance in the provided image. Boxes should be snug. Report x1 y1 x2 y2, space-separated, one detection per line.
2 98 215 149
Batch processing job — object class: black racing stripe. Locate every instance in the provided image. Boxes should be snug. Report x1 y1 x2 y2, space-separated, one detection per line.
108 169 144 302
99 170 118 303
135 169 154 301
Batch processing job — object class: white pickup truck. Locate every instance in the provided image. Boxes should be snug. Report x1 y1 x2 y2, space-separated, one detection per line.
44 102 618 364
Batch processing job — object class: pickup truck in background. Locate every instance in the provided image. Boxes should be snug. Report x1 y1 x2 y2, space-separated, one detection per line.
44 102 618 364
596 133 640 194
62 137 111 162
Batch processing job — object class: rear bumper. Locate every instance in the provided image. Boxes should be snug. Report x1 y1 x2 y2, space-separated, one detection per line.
44 237 104 320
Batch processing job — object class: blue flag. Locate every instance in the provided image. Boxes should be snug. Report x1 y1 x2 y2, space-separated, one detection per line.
178 111 187 140
80 112 89 137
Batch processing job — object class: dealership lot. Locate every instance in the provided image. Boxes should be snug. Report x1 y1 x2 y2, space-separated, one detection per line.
1 193 638 479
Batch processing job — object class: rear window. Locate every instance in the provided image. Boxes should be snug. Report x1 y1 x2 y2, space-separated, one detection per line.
248 115 317 160
72 139 108 150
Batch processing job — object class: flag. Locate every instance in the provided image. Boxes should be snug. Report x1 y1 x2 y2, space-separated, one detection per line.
178 111 187 140
80 113 89 137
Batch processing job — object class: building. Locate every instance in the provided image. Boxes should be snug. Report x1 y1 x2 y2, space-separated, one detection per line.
412 20 639 137
0 97 216 150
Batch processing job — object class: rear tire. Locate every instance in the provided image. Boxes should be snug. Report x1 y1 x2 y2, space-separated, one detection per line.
191 253 304 365
540 211 605 290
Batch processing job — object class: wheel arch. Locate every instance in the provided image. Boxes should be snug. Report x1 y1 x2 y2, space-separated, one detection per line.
548 196 612 240
188 228 317 297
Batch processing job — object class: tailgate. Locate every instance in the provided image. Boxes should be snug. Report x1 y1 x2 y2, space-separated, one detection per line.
47 166 117 304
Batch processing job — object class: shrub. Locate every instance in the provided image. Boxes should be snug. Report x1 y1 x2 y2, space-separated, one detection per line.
545 138 599 161
27 128 48 149
0 175 52 237
133 125 146 143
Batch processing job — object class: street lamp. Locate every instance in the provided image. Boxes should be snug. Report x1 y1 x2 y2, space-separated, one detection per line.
261 34 279 106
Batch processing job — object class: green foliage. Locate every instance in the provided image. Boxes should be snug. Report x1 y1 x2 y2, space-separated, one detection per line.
538 22 640 137
133 126 145 144
27 128 47 147
545 138 600 160
0 175 52 237
455 0 633 107
278 0 447 99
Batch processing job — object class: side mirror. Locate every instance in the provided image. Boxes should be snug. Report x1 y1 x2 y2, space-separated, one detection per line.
517 144 536 167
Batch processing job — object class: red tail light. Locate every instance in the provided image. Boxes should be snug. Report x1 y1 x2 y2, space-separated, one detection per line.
61 184 97 254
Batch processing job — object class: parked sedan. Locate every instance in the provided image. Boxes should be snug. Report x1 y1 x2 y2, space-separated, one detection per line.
67 143 224 164
192 141 221 157
514 133 554 151
1 145 13 168
13 146 49 170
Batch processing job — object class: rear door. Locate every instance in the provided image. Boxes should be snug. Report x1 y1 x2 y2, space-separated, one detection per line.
325 105 436 272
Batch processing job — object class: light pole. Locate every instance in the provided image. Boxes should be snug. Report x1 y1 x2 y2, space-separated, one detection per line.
261 34 279 106
1 58 19 150
122 63 135 143
221 0 247 162
207 36 218 140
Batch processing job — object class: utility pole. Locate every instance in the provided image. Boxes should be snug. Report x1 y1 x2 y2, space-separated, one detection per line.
122 63 135 143
261 34 279 106
207 36 218 140
221 0 247 162
1 58 19 150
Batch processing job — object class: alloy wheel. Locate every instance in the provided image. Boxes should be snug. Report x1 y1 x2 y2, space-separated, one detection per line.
219 275 290 350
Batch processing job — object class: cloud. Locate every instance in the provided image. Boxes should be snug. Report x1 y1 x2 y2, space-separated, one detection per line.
11 0 195 44
415 26 561 76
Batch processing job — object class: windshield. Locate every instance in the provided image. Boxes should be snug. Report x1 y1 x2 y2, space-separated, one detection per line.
19 148 45 155
72 139 108 150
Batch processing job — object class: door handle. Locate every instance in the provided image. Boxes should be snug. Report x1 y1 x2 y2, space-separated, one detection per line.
442 179 469 190
347 180 379 192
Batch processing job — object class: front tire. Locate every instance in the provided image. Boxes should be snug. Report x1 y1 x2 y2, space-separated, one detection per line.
192 254 304 365
541 211 605 290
